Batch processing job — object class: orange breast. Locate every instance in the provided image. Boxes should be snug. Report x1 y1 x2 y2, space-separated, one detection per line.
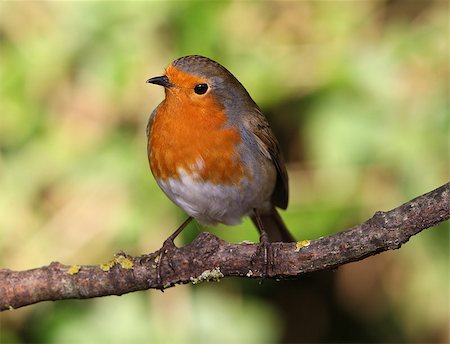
149 92 245 185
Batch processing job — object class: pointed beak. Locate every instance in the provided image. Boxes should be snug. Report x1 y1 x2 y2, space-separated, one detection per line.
146 75 172 88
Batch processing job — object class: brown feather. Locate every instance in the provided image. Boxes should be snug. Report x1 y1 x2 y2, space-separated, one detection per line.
249 107 289 209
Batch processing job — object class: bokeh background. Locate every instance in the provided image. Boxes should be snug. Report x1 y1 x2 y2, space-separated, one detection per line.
0 1 448 343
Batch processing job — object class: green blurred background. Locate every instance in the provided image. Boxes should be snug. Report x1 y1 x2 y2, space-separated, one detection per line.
0 1 448 343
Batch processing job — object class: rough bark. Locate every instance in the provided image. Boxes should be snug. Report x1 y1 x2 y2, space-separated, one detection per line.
1 182 449 311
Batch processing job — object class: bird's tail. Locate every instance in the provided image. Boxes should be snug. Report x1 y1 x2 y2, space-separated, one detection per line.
251 207 296 243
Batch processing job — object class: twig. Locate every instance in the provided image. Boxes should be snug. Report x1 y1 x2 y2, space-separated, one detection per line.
1 182 449 311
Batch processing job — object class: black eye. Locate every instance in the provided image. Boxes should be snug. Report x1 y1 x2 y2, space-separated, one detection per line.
194 83 208 95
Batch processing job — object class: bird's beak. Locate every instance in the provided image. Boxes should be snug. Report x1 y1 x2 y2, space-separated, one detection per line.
146 75 172 88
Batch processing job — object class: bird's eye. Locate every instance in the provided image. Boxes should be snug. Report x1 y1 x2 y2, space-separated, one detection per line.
194 83 208 95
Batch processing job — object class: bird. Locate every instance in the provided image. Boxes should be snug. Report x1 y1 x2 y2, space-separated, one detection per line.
146 55 295 284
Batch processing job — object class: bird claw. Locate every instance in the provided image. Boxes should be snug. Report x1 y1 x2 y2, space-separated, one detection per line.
155 239 177 290
252 231 273 278
149 217 193 290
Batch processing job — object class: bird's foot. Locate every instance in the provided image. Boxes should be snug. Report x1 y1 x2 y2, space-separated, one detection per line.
153 238 177 291
252 230 273 278
146 217 193 290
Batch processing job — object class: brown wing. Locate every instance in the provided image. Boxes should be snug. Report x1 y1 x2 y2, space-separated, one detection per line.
248 108 289 209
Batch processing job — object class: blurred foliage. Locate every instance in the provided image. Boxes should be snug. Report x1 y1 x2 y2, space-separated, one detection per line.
0 1 448 343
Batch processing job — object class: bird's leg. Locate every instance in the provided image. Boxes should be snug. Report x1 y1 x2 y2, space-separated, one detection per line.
252 209 273 277
155 216 193 289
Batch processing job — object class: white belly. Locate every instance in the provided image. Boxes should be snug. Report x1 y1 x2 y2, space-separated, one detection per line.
157 168 273 225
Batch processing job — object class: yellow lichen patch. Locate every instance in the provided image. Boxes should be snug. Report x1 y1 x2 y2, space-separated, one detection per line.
149 255 159 269
190 267 224 285
100 260 115 272
115 255 134 270
67 265 81 275
100 255 134 272
295 240 311 252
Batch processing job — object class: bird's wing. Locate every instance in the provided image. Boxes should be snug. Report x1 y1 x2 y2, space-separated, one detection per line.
247 107 289 209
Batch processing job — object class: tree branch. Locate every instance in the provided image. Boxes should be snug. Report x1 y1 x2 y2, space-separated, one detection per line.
1 182 449 311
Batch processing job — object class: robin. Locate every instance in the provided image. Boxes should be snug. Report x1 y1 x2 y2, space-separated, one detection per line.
146 55 295 283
